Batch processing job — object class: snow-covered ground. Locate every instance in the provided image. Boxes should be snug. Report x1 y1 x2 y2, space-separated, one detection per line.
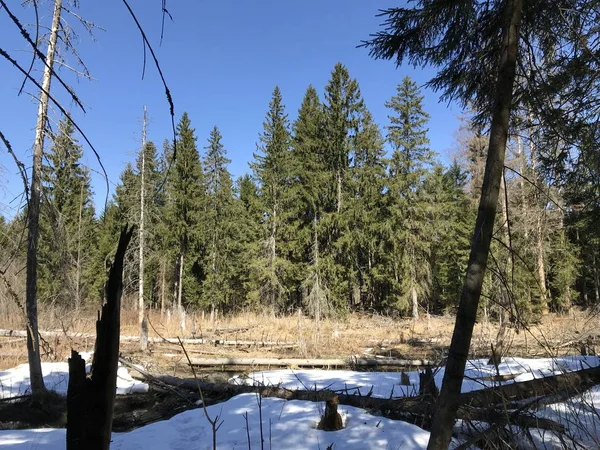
232 356 600 398
0 356 599 449
0 393 431 449
0 354 148 399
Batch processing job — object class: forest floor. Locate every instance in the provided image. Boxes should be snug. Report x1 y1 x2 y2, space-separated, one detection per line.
0 306 598 374
0 306 599 447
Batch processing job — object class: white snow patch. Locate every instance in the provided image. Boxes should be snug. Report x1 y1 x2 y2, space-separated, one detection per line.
0 360 148 399
0 393 433 449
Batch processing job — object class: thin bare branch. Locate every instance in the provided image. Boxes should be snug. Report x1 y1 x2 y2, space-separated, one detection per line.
160 0 173 46
0 45 109 208
0 0 85 112
120 0 176 159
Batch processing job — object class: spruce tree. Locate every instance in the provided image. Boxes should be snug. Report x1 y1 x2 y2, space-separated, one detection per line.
250 86 293 311
339 109 387 309
167 113 204 310
201 126 237 311
385 76 435 318
290 85 329 317
424 162 473 313
39 118 96 308
234 175 262 309
321 64 364 309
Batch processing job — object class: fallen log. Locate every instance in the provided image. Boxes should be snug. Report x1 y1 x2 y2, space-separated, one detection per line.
139 373 564 432
459 363 600 408
175 356 433 368
0 329 297 347
214 325 256 334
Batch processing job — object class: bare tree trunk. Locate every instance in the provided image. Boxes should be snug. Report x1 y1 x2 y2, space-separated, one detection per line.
336 170 342 213
427 1 523 448
160 258 166 315
594 251 600 304
499 173 512 324
411 285 419 320
138 106 147 351
75 182 84 312
26 0 63 396
515 134 527 238
178 251 184 310
528 117 548 310
269 203 277 309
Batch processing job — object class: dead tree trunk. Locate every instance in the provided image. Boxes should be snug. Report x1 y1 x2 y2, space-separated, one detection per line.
138 106 148 351
67 226 134 450
26 0 63 396
427 1 523 448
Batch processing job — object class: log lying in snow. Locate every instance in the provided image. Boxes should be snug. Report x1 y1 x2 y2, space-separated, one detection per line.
133 372 564 432
171 356 434 368
0 329 297 347
459 363 600 408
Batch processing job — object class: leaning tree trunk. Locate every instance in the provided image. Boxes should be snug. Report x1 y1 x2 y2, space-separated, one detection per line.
26 0 63 396
67 226 134 450
427 0 523 448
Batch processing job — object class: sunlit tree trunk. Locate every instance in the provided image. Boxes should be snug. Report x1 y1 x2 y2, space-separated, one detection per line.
138 106 147 350
26 0 63 396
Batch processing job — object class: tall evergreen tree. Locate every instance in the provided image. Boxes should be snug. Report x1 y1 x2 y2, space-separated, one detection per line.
321 64 365 309
39 118 96 308
250 86 293 311
290 85 329 317
167 113 204 309
424 162 473 313
385 76 435 318
339 109 387 309
201 126 238 311
323 63 364 214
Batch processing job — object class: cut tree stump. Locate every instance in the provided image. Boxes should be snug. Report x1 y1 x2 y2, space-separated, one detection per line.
317 394 343 431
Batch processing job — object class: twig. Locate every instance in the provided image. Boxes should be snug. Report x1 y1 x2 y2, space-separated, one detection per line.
177 336 223 450
0 0 85 111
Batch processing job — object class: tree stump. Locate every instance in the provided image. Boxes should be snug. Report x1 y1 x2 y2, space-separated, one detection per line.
318 394 343 431
418 367 439 429
66 226 133 450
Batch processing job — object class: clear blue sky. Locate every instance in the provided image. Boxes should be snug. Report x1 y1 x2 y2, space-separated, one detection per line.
0 0 462 217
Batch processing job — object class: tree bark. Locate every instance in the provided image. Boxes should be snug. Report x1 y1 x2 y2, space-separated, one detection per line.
26 0 63 396
67 226 134 450
75 182 84 311
529 115 548 311
138 106 147 351
177 251 184 311
427 1 523 448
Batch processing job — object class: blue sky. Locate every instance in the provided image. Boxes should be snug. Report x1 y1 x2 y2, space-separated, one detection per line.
0 0 462 217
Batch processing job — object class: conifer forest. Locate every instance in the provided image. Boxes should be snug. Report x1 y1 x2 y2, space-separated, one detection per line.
2 65 596 324
1 1 600 449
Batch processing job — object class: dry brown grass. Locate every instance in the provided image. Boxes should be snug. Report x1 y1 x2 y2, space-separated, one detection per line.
0 301 596 372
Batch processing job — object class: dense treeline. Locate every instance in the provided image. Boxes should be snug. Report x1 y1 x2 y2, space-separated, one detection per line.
1 63 597 322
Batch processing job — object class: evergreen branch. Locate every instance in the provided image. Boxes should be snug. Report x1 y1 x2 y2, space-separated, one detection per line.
0 0 85 112
0 46 110 210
